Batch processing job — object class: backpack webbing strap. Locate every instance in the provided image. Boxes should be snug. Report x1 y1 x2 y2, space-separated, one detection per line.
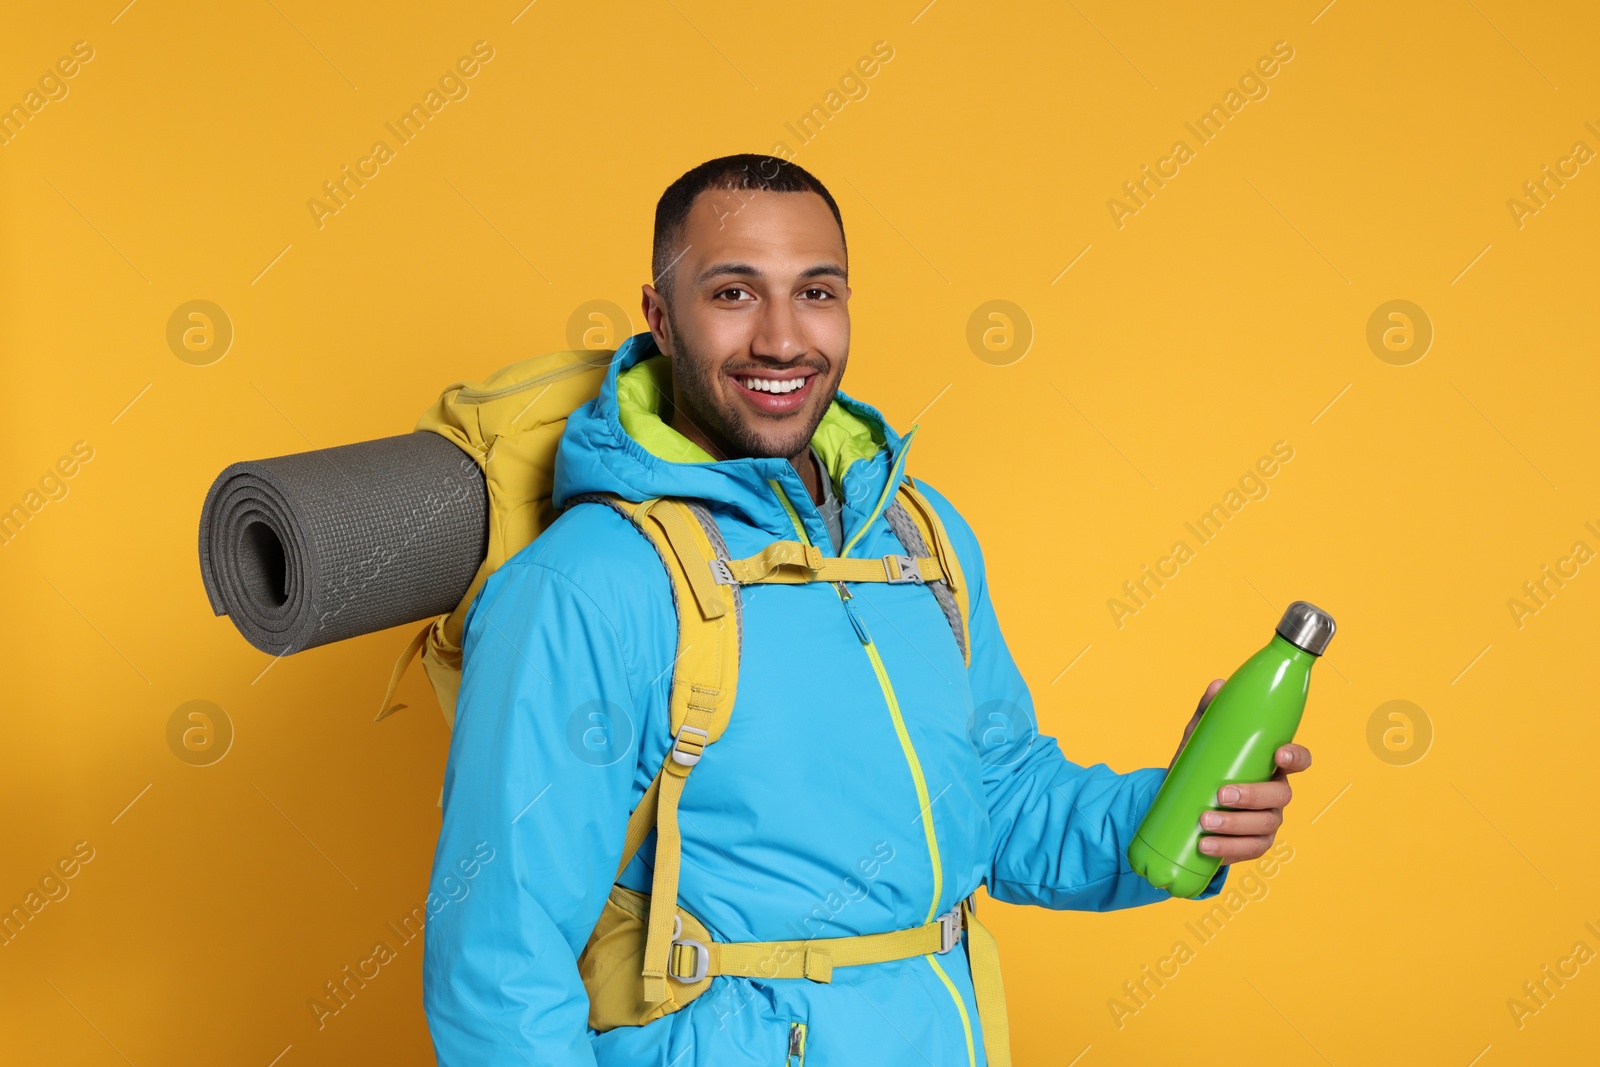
642 498 732 623
962 896 1012 1067
376 617 436 721
640 705 714 1003
598 495 739 1005
712 540 946 586
647 893 1010 1065
613 775 661 879
672 900 964 981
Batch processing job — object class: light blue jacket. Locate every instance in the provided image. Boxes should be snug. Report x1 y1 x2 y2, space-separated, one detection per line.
422 333 1226 1066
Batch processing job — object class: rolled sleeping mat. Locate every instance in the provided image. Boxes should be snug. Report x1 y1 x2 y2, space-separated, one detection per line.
198 432 488 656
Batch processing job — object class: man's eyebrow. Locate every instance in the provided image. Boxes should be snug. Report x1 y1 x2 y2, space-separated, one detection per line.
798 264 848 282
694 262 848 285
695 261 761 285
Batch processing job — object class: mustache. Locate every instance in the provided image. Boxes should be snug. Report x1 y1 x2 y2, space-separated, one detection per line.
722 359 830 377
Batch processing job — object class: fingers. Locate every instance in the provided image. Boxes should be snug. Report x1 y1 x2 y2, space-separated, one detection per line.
1275 743 1312 774
1199 832 1272 861
1202 784 1282 859
1200 807 1282 836
1216 779 1292 810
1196 678 1225 714
1197 744 1309 862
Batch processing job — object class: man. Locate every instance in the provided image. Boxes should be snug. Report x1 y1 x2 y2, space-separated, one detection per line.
422 154 1311 1066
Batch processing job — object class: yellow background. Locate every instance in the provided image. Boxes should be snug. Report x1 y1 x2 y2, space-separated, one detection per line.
3 1 1597 1063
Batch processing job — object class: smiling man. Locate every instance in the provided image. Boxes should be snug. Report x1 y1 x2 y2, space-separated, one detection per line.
421 154 1312 1067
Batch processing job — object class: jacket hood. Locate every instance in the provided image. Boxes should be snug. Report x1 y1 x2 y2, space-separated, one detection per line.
554 331 920 548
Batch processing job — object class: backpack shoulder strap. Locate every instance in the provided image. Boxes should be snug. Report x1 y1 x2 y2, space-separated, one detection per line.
574 492 741 1005
581 494 740 745
892 478 972 669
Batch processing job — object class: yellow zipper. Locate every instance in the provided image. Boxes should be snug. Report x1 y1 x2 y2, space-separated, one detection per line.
454 349 611 404
771 469 976 1067
927 955 976 1067
846 591 942 921
839 424 918 557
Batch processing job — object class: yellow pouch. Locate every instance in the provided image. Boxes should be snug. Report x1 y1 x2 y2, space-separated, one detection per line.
579 885 715 1031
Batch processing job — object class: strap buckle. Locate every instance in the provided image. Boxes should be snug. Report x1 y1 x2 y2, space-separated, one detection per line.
885 554 924 584
671 724 710 767
708 559 736 586
669 914 711 983
936 903 963 954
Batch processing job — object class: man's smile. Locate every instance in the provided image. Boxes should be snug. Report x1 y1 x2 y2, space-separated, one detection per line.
728 369 818 415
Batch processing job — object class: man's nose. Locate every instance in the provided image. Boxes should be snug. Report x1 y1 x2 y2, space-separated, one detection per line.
749 295 807 363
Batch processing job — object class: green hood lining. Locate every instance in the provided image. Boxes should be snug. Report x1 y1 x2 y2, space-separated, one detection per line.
615 354 887 493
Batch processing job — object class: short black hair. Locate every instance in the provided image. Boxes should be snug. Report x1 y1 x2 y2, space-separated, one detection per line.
651 153 846 298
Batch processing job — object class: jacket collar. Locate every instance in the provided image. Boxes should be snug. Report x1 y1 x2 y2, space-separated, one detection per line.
553 332 918 552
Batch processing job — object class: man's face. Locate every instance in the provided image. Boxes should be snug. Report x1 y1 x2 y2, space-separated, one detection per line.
642 188 850 462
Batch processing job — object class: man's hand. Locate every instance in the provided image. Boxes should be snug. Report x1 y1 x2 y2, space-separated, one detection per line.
1167 678 1312 865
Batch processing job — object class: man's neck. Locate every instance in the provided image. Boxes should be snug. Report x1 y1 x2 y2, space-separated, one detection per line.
794 448 823 505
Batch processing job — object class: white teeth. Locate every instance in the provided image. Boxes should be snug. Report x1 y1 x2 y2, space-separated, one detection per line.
740 376 806 395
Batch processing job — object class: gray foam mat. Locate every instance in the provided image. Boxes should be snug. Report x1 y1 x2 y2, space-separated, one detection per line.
198 431 488 656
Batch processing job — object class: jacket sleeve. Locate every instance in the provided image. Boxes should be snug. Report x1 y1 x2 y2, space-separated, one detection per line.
916 483 1228 911
421 556 650 1066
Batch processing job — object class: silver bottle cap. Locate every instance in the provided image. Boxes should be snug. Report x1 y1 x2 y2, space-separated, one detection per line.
1276 601 1336 656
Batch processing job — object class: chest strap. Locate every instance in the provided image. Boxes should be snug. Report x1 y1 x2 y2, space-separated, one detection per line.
709 539 945 587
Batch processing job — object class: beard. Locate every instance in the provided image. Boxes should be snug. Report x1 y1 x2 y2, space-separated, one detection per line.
663 303 844 461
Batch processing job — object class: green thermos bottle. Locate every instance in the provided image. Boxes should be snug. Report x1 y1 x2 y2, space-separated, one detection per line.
1128 601 1336 898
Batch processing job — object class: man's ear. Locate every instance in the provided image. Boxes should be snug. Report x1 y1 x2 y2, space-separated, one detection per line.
641 284 674 357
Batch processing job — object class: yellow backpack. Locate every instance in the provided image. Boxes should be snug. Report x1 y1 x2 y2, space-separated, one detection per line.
379 346 1011 1065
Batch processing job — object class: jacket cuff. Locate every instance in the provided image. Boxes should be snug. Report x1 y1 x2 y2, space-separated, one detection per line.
1191 860 1230 900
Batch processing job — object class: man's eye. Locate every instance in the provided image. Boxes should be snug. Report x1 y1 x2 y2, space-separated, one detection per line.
800 288 833 300
716 287 753 301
